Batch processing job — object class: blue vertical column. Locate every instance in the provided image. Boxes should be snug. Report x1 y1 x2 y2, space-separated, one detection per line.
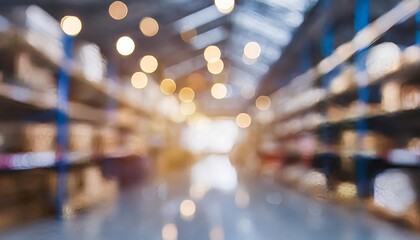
354 0 370 198
56 34 74 218
320 0 336 182
416 9 420 44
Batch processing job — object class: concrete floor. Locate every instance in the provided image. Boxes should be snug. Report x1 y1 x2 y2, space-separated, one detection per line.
1 158 419 240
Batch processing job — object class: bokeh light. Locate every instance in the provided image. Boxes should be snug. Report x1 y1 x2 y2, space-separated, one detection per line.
140 55 158 73
255 96 271 110
108 1 128 20
60 16 82 36
160 78 176 95
209 225 225 240
179 87 195 102
131 72 148 89
211 83 227 99
180 28 197 42
162 223 178 240
180 102 196 115
244 42 261 60
116 36 135 56
140 17 159 37
180 199 196 220
236 113 251 128
186 73 206 90
204 45 221 63
207 59 224 74
215 0 235 14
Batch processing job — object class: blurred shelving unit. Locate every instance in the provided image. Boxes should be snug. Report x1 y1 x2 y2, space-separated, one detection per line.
0 6 180 229
236 0 420 230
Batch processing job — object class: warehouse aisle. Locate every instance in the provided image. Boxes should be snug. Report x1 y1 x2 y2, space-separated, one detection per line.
1 156 419 240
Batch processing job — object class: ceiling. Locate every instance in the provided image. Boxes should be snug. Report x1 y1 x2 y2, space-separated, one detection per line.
2 0 409 117
0 0 321 116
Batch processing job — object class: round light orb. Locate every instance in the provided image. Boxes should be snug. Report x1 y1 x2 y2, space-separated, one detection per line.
116 36 135 56
255 96 271 110
204 45 221 63
236 113 251 128
244 41 261 60
211 83 227 99
215 0 235 14
160 78 176 95
207 59 224 74
140 17 159 37
108 1 128 20
60 16 82 36
179 87 195 102
140 55 158 73
131 72 148 89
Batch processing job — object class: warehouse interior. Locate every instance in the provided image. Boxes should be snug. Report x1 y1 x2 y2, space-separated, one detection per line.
0 0 420 239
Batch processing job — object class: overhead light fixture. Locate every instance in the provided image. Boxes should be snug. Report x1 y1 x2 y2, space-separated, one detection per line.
207 59 224 74
140 55 158 73
204 45 221 63
60 16 82 36
236 113 251 128
116 36 135 56
131 72 148 89
160 78 176 95
211 83 227 99
140 17 159 37
108 1 128 20
244 42 261 60
255 96 271 110
215 0 235 14
179 87 195 102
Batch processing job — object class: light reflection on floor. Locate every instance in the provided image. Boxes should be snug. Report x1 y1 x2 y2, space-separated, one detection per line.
1 155 420 240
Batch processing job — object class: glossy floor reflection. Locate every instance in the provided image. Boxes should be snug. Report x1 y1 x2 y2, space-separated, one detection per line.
1 160 420 240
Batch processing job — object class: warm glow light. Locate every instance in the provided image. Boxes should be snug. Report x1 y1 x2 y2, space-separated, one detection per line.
160 79 176 95
60 16 82 36
180 28 197 42
241 84 255 99
244 42 261 60
204 45 221 63
179 87 195 102
215 0 235 14
140 17 159 37
207 59 224 74
236 113 251 128
211 83 227 99
131 72 148 89
186 73 206 90
209 226 225 240
255 96 271 110
162 223 178 240
116 36 135 56
108 1 128 20
140 55 158 73
180 199 196 220
180 102 196 115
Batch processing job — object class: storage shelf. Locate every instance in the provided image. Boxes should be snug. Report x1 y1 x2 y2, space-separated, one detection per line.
275 107 420 140
2 31 152 119
0 151 137 172
273 62 420 124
